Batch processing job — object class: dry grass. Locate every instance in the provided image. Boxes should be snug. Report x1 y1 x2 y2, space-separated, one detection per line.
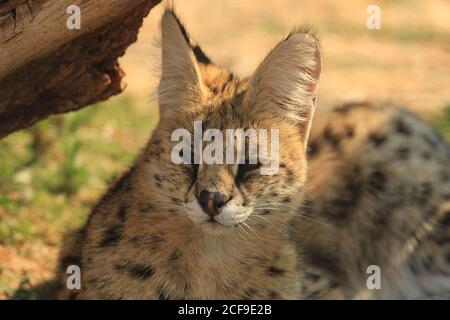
125 0 450 113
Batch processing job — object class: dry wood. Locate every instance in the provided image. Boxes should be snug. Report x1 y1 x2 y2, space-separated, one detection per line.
0 0 161 138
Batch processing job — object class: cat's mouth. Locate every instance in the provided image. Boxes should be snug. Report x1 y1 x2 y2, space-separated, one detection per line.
204 218 222 227
184 198 252 229
205 216 221 225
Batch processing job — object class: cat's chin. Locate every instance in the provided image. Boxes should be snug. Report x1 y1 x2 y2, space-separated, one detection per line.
199 220 231 236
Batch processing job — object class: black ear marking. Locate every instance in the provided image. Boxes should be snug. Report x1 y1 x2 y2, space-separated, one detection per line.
165 9 212 65
192 45 212 65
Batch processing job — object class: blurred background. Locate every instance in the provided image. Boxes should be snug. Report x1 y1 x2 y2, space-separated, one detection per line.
0 0 449 298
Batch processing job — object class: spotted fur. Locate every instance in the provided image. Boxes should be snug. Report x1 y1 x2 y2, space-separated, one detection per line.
56 9 450 300
293 103 450 299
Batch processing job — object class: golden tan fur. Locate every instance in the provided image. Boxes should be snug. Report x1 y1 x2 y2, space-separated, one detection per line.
56 10 450 300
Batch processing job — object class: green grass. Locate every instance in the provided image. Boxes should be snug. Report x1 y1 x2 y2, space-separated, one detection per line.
433 105 450 141
0 94 157 245
0 94 158 299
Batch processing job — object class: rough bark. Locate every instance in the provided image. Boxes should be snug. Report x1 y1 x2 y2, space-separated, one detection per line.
0 0 161 138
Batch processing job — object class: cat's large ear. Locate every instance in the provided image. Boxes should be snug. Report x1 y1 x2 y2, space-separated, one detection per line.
243 28 322 144
158 10 207 116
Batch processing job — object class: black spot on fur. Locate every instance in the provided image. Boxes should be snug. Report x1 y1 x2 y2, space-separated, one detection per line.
128 264 155 280
396 147 410 160
87 277 100 285
218 76 234 94
210 87 219 95
422 151 432 160
367 169 386 192
334 102 375 114
68 292 79 300
236 163 262 185
270 192 279 197
154 174 162 182
300 199 313 217
110 170 133 194
282 197 291 203
286 172 295 184
115 262 155 280
304 250 342 278
149 234 166 251
262 209 271 215
433 234 450 245
327 199 351 221
439 211 450 226
324 166 362 221
423 205 438 219
61 255 81 267
345 125 354 138
269 290 280 299
98 225 122 247
329 281 339 289
157 287 170 300
323 126 341 149
394 119 411 135
373 209 390 229
118 206 128 222
266 266 285 277
308 140 319 158
369 132 387 146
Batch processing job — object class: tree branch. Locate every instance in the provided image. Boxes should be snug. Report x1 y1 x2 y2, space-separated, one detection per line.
0 0 161 138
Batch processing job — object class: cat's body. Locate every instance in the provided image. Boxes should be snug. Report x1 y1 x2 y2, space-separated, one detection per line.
298 103 450 299
56 9 450 299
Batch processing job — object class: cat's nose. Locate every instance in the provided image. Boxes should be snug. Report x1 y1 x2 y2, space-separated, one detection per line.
197 190 228 217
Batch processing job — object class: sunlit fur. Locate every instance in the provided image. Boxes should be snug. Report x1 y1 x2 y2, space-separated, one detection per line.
56 8 321 299
56 9 450 300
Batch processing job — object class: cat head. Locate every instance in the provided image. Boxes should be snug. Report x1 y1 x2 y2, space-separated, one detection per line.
141 9 322 236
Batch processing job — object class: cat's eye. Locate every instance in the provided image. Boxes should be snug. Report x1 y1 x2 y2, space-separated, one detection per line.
236 162 262 183
241 163 262 172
